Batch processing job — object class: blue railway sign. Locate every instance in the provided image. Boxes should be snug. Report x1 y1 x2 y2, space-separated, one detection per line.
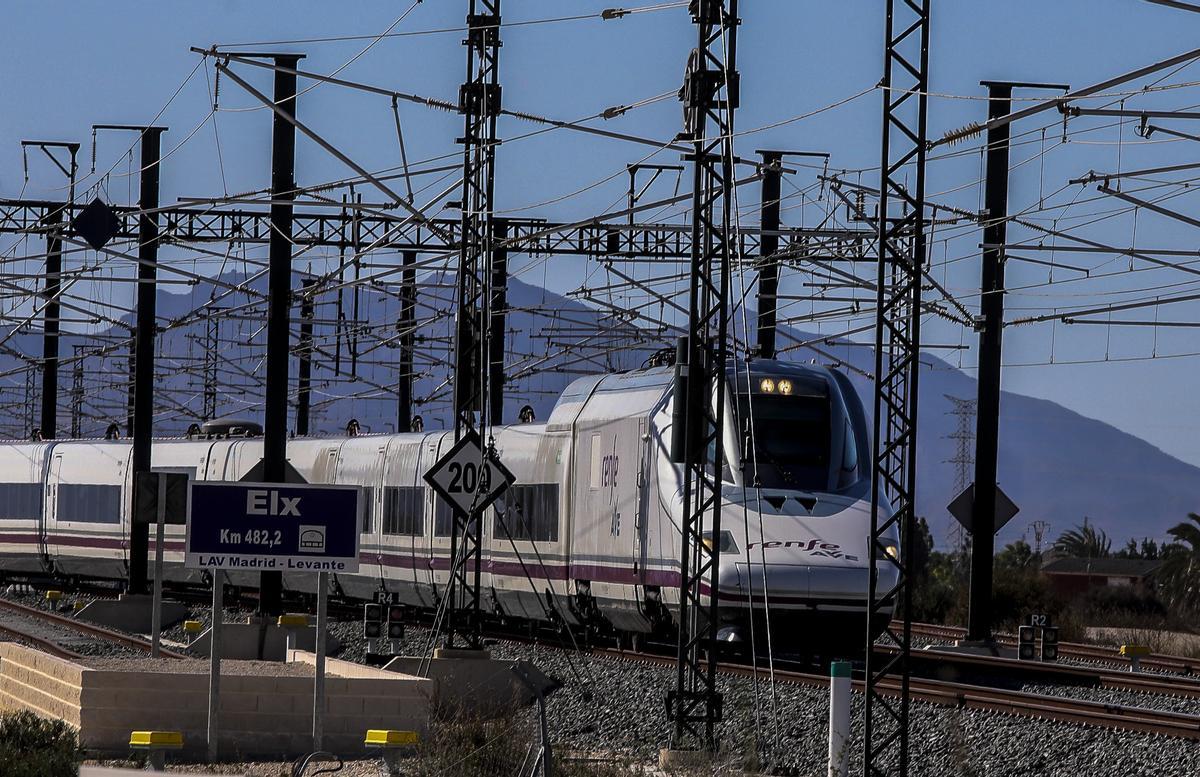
185 482 361 572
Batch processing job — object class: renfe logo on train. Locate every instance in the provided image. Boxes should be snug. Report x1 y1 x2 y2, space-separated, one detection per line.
746 537 859 562
185 482 361 572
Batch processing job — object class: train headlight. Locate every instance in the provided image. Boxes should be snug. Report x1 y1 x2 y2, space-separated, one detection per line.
701 531 739 554
777 379 793 395
874 544 900 562
759 378 776 393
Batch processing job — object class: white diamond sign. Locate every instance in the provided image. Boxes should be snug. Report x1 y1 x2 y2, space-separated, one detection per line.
948 482 1020 535
424 428 515 516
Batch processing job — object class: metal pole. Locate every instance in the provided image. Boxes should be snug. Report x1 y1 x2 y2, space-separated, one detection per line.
669 0 739 750
151 474 166 658
967 83 1013 643
70 347 84 438
40 212 62 439
864 2 930 774
398 250 416 431
488 220 508 424
296 278 315 436
828 661 851 777
125 338 135 438
260 53 303 617
756 151 782 359
28 141 78 442
130 127 165 596
313 570 328 751
207 569 223 763
447 0 502 650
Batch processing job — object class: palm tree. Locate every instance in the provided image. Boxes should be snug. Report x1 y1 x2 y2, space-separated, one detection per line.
1157 513 1200 613
1052 522 1112 559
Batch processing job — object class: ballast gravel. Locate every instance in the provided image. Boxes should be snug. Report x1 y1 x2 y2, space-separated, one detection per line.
322 618 1200 776
8 589 1198 775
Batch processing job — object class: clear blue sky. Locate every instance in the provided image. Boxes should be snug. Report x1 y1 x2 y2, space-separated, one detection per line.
3 1 1200 467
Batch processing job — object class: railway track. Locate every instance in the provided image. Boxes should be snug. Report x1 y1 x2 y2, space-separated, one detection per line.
563 644 1200 740
884 644 1200 699
902 620 1199 675
0 597 189 660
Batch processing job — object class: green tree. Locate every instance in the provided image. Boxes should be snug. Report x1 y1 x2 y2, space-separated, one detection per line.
1117 538 1140 559
1053 522 1112 559
910 516 934 578
996 539 1035 570
1158 513 1200 613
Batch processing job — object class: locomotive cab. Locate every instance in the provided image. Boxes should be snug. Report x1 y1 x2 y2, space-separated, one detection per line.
661 358 898 655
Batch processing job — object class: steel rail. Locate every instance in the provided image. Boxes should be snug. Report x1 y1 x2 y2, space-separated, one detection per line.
0 621 83 659
903 620 1198 675
0 597 189 659
880 644 1200 699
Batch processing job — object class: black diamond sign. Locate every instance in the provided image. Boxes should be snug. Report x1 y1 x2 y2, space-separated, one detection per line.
71 197 122 250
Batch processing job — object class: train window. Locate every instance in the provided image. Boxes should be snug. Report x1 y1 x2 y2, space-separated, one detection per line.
737 390 831 491
433 495 478 538
0 483 42 520
589 434 602 489
494 484 559 543
382 486 423 536
57 484 121 524
433 494 454 537
360 486 374 534
837 419 859 488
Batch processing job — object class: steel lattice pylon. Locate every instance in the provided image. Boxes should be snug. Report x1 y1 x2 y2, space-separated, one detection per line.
864 0 931 775
667 0 739 750
202 313 220 421
446 0 502 650
70 346 85 438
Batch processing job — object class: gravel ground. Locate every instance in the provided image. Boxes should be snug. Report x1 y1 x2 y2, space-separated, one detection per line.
8 589 1200 775
319 617 1200 776
460 636 1200 776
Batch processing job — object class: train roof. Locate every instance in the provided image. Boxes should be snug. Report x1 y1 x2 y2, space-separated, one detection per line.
546 358 842 430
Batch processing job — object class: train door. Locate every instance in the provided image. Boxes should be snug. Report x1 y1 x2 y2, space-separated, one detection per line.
120 446 134 571
426 433 455 604
320 448 338 483
635 418 651 585
367 444 386 587
33 442 55 568
46 453 63 560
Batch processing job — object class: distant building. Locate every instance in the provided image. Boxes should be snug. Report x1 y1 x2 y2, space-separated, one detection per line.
1040 557 1162 597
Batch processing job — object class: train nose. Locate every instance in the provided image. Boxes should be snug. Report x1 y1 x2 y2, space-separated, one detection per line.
728 561 812 598
720 560 898 604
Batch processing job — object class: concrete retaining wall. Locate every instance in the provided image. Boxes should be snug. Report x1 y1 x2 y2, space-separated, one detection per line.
0 643 432 760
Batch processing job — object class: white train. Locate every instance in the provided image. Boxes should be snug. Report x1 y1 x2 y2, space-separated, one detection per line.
0 358 896 652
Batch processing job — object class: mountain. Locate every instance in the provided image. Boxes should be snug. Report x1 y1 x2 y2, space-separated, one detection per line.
2 271 1196 550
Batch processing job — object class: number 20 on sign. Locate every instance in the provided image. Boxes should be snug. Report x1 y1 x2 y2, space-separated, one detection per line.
424 429 515 516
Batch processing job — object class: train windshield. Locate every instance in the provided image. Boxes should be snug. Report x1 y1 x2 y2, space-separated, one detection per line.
735 375 833 491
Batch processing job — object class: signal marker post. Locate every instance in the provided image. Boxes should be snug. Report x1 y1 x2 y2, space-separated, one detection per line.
135 471 188 658
185 481 360 760
208 569 223 763
423 428 515 649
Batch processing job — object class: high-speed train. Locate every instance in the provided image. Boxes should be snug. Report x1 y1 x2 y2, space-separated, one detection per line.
0 358 896 652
